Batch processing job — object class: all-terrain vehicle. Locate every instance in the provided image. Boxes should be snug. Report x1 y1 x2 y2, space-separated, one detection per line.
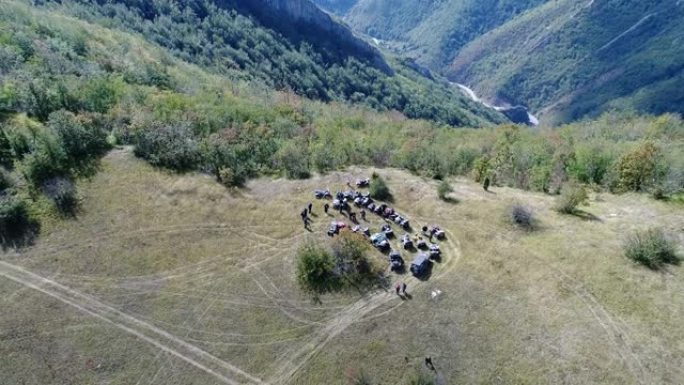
388 250 404 271
352 225 371 236
327 221 346 236
429 244 441 259
370 232 390 250
401 233 413 249
381 223 394 238
415 237 427 249
431 226 446 240
314 189 332 199
356 178 370 188
410 253 430 276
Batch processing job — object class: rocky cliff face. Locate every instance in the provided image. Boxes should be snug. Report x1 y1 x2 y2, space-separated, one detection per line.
240 0 391 74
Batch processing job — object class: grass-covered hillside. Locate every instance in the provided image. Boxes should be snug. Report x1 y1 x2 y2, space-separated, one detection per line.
0 1 683 384
1 148 683 384
1 0 683 248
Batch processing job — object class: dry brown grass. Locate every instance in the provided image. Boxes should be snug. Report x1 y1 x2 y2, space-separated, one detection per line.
1 148 683 385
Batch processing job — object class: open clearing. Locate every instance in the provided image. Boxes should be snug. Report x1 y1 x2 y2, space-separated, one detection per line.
1 148 683 384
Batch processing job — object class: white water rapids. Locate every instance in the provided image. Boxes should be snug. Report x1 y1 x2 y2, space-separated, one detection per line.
454 83 539 126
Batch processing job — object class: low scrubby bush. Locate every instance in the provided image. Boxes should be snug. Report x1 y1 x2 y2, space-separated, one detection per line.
0 168 13 191
48 110 110 165
369 174 391 201
42 177 77 215
437 180 453 201
330 231 379 284
134 122 201 171
275 141 310 180
19 137 69 187
555 183 588 214
345 368 373 385
509 204 534 230
624 228 679 269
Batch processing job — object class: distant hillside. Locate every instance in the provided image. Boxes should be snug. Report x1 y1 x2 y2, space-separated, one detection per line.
229 0 391 74
308 0 359 15
318 0 545 70
448 0 684 124
46 0 504 127
327 0 684 124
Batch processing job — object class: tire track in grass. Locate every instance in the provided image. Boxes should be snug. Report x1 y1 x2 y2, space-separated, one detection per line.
0 261 264 385
268 221 463 384
268 290 397 385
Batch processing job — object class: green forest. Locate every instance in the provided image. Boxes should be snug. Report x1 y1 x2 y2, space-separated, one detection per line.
48 0 503 128
1 0 683 247
329 0 684 124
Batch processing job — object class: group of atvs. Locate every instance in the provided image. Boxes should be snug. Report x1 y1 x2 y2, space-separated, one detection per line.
315 179 445 275
315 190 411 230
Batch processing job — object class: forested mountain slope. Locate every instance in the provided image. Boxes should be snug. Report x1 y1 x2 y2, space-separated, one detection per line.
322 0 684 124
49 0 504 127
338 0 545 71
448 0 684 124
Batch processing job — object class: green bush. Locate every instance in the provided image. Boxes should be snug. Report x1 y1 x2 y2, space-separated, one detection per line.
369 174 391 201
79 76 124 114
0 168 13 191
19 134 69 187
437 180 453 201
275 140 310 179
42 177 78 215
0 129 12 167
134 122 201 171
509 204 534 230
48 110 110 165
555 183 588 214
613 142 664 192
330 230 377 285
296 242 338 293
624 228 679 269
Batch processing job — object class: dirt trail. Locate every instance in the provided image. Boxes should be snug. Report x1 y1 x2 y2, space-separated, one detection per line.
0 261 263 385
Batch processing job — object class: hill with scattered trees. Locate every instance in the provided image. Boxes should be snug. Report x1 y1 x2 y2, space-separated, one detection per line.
1 0 683 247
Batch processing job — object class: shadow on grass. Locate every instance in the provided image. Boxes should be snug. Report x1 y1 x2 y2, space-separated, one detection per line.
306 271 392 303
1 221 40 251
571 209 602 222
439 196 460 204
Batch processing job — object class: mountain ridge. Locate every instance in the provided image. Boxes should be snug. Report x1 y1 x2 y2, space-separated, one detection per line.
316 0 684 124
